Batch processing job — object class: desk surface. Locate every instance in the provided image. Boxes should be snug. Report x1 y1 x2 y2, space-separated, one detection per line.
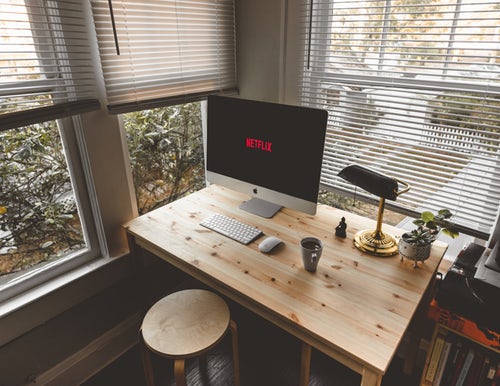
125 185 447 383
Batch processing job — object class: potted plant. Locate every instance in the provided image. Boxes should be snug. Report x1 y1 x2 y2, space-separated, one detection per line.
398 209 459 267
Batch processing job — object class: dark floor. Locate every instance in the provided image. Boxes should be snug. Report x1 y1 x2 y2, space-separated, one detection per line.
82 304 422 386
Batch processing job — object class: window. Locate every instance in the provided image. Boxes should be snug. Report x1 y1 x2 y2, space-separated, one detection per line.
0 0 100 300
301 0 500 239
123 102 206 215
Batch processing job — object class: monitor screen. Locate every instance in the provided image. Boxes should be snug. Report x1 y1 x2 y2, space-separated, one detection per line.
206 95 328 217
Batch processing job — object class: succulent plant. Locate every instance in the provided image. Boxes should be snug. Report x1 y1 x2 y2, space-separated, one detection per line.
403 209 459 245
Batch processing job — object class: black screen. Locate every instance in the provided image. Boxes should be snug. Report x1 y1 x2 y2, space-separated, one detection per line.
207 95 327 203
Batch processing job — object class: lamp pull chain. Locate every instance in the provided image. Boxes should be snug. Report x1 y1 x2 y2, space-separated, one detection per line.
353 186 357 206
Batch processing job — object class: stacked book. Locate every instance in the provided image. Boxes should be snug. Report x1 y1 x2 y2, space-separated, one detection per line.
424 329 499 386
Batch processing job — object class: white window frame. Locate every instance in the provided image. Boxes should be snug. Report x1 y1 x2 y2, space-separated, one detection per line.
0 117 103 302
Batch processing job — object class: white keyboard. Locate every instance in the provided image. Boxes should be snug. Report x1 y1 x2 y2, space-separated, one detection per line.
200 213 263 244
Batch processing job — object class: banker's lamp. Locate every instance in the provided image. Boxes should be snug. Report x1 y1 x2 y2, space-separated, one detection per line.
338 164 410 257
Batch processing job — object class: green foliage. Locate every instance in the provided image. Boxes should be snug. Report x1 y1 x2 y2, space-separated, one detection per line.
404 208 459 245
0 121 84 275
123 102 206 214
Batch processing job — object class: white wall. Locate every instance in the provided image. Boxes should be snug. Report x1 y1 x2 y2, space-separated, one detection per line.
236 0 301 105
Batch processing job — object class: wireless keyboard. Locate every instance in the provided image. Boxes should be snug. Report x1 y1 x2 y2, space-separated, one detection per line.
200 213 263 245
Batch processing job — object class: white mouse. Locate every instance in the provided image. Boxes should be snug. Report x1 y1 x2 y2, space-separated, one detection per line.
258 236 284 253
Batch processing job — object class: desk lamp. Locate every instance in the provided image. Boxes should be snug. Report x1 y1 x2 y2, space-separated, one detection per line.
338 164 410 257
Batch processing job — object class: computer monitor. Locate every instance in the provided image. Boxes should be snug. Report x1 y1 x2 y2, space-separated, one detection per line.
206 95 328 218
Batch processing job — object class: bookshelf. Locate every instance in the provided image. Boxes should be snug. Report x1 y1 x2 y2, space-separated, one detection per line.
421 302 500 386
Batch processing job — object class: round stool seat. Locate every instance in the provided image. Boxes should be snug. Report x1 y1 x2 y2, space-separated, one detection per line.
141 289 230 358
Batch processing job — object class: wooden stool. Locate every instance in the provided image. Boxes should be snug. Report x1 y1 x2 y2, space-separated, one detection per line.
140 289 240 386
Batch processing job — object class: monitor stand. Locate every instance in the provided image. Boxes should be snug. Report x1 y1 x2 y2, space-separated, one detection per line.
239 198 282 218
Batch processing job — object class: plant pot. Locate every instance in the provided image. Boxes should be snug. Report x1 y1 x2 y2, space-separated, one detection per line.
398 234 432 268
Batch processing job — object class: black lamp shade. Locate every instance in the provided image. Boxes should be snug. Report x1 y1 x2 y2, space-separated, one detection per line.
338 164 399 201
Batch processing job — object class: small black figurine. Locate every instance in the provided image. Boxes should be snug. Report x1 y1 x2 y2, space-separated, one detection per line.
335 217 347 238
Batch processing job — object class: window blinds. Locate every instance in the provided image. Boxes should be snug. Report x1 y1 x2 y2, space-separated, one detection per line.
91 0 237 114
0 0 100 131
300 0 500 239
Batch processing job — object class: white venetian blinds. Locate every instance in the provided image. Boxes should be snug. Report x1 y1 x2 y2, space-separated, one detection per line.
300 0 500 238
91 0 237 114
0 0 100 130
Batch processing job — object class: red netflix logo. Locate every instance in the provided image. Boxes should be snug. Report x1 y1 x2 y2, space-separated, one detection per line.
245 137 272 152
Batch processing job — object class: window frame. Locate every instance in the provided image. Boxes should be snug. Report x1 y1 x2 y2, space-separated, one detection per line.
0 116 103 303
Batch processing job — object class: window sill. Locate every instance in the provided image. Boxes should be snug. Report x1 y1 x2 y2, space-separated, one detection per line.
0 252 135 347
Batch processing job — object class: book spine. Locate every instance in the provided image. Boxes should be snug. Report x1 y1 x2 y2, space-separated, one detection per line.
450 343 468 386
456 348 475 386
465 349 484 386
442 340 463 385
426 334 446 383
478 357 492 386
434 339 453 386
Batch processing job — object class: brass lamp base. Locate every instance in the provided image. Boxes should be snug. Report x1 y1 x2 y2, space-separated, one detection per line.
353 229 399 257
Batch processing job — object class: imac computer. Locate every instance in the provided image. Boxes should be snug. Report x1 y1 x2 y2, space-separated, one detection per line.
206 95 328 218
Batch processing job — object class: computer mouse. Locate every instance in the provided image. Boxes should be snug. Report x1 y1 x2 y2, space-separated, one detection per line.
258 236 284 253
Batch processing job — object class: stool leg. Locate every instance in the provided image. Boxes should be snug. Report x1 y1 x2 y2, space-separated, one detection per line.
198 355 210 384
229 320 241 386
140 331 156 386
174 359 187 386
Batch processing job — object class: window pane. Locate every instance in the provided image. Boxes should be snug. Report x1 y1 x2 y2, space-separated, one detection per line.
0 121 86 279
123 102 206 214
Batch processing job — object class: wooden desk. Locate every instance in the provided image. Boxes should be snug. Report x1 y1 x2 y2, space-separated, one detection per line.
125 185 447 386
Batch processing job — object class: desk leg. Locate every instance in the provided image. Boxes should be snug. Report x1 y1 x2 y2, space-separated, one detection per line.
403 316 423 375
299 342 311 386
403 275 437 375
360 368 382 386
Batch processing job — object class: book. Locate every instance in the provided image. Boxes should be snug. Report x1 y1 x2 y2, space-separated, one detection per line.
442 340 463 386
478 356 492 386
450 343 469 386
465 349 484 386
426 333 447 383
434 337 453 385
456 348 475 386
